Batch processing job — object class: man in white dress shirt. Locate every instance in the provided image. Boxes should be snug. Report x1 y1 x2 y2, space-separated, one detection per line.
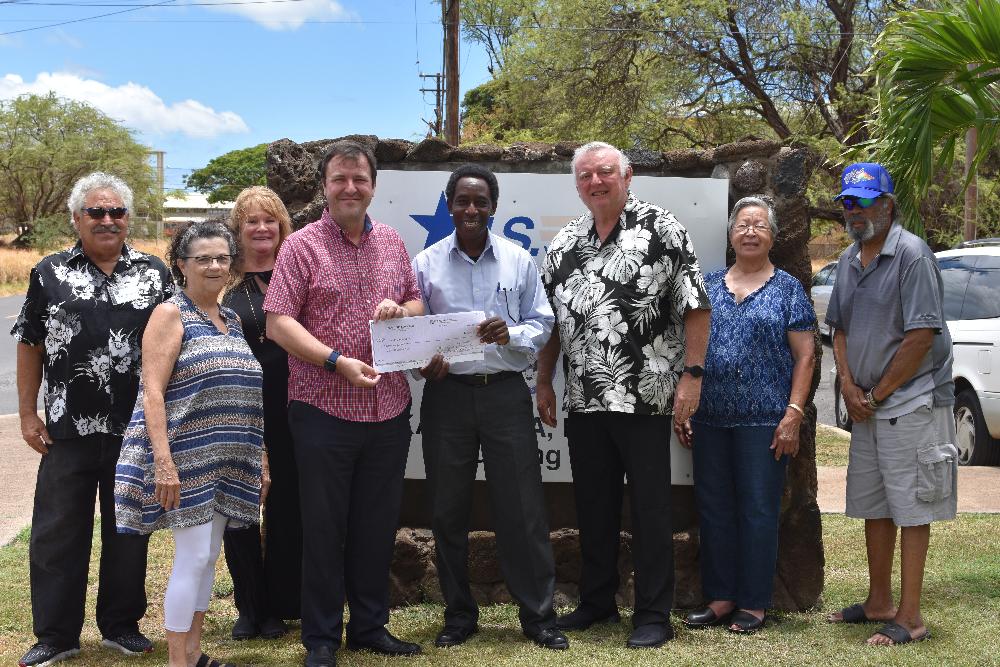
411 164 566 651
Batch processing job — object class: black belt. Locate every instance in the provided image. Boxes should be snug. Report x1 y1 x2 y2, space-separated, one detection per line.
445 371 521 387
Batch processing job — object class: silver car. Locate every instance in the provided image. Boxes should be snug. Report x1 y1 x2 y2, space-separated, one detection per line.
811 261 837 338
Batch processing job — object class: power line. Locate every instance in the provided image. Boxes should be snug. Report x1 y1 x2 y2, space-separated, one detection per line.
0 0 175 35
10 0 307 6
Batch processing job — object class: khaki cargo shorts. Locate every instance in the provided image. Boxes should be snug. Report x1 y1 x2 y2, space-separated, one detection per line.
846 404 958 527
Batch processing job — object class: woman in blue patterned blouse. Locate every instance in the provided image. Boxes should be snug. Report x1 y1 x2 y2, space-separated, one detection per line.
677 196 815 634
115 221 266 667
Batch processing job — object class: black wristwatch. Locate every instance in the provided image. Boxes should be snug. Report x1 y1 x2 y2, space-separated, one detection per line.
683 365 704 378
324 350 341 373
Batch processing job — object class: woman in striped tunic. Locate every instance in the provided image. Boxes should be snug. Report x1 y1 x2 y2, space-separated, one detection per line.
115 220 266 667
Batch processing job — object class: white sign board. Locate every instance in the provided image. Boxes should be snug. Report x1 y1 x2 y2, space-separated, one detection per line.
367 169 730 485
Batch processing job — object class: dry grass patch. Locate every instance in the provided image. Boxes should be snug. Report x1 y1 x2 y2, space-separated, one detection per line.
0 237 171 297
815 423 851 467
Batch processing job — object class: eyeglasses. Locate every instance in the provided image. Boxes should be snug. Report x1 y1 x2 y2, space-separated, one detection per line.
840 197 879 210
733 222 771 235
82 206 128 220
182 254 233 267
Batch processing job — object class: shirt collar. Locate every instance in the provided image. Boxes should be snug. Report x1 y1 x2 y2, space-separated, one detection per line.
447 230 496 263
850 222 904 263
67 241 142 271
322 209 374 240
582 191 638 234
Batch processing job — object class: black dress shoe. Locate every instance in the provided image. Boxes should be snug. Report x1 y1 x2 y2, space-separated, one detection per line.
626 623 674 648
683 606 733 629
556 606 621 631
347 631 422 656
304 645 336 667
259 617 288 639
727 610 766 634
434 625 478 647
525 627 570 650
231 615 259 640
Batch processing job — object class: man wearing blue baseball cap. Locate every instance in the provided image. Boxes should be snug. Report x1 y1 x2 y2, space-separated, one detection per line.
823 162 957 646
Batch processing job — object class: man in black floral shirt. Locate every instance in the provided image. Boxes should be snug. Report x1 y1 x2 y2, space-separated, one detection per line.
11 172 173 667
536 142 711 649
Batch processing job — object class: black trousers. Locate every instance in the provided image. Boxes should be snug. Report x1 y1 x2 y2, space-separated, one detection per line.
30 434 149 648
421 374 557 634
288 401 411 650
565 412 673 627
223 424 303 621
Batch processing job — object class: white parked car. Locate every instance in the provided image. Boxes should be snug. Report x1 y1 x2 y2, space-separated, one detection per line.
831 244 1000 466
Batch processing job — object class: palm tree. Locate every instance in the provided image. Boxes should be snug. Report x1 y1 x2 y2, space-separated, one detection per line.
863 0 1000 235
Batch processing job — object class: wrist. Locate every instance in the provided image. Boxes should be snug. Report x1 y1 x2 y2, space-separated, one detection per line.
324 350 342 373
786 402 805 418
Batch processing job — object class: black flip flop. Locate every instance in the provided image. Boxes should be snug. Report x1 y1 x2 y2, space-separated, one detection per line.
727 610 766 634
195 654 237 667
833 603 878 624
871 622 931 646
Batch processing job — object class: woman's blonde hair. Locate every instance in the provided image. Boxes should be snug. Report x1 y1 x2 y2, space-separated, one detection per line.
228 185 293 285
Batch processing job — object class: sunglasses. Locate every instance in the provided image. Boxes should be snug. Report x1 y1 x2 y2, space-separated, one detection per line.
82 206 128 220
840 197 879 211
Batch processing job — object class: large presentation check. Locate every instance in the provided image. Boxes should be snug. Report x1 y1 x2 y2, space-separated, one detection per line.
370 311 486 372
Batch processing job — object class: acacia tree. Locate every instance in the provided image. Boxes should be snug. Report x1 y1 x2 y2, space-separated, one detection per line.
0 93 156 240
184 143 266 204
460 0 899 153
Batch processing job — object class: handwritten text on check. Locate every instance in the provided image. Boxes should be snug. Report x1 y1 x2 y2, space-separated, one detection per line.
370 311 485 372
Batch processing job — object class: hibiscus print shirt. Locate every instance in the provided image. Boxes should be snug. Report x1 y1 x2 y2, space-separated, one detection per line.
542 193 710 416
10 242 173 438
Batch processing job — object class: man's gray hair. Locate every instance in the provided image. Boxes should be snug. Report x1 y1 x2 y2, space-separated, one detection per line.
67 172 134 220
571 141 630 177
728 196 778 236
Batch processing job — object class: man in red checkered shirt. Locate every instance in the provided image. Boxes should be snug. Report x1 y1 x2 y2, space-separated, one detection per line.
264 140 424 667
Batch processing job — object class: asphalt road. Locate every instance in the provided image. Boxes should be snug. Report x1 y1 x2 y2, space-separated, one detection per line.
815 337 837 427
0 294 38 416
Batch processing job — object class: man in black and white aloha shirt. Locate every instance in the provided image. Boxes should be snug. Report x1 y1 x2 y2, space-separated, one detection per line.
11 172 173 667
536 141 711 650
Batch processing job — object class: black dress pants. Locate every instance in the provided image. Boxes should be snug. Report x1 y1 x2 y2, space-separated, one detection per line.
565 411 673 627
421 374 557 634
30 434 149 648
223 419 303 621
288 401 411 651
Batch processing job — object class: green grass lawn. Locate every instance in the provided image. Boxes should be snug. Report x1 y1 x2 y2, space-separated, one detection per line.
2 514 998 666
815 424 851 467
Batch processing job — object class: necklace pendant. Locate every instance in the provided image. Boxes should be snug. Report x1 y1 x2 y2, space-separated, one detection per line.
259 334 266 343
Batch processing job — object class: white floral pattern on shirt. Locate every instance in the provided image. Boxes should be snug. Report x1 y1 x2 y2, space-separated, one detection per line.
10 242 173 438
542 193 710 416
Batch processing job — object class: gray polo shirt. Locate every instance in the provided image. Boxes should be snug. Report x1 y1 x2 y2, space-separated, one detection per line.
826 222 953 418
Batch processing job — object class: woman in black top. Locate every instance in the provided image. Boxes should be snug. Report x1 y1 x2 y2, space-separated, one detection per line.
222 186 301 639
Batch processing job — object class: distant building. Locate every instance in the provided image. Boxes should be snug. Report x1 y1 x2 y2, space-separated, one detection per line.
163 193 234 234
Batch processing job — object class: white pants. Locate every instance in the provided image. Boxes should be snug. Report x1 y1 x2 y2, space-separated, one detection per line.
164 513 228 632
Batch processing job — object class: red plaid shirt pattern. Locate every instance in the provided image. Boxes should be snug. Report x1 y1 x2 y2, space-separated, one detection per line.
264 210 421 422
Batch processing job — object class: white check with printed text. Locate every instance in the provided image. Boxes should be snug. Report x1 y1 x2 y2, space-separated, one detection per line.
370 310 486 372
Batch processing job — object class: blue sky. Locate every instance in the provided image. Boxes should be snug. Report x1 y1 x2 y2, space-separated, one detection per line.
1 1 491 189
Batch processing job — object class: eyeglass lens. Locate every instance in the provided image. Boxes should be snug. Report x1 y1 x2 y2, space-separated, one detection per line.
841 197 878 210
187 255 233 266
83 207 128 219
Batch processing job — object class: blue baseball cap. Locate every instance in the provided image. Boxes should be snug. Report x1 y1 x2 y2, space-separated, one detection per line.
835 162 894 200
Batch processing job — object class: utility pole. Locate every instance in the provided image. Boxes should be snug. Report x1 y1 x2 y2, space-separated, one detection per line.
443 0 460 146
419 72 444 137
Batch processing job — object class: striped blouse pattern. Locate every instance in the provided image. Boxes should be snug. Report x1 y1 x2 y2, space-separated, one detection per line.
115 291 264 534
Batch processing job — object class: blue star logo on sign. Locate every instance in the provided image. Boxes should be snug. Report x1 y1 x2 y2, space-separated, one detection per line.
411 192 494 249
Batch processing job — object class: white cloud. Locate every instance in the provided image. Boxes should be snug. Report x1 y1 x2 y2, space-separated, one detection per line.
0 71 249 138
199 0 355 30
